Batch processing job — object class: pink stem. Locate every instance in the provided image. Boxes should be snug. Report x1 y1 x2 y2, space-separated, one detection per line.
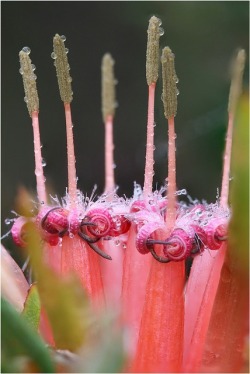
143 83 156 197
220 112 234 208
200 247 249 373
32 111 47 204
183 113 234 370
132 239 184 372
104 115 115 193
166 116 177 228
132 115 184 372
183 245 227 372
121 227 152 361
64 103 77 207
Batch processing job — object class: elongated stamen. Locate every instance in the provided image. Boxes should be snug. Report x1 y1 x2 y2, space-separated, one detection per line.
53 34 77 207
143 16 162 196
19 50 47 204
101 54 116 193
161 47 178 228
220 49 246 208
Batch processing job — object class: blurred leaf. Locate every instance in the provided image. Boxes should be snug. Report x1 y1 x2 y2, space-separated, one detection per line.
26 222 90 351
74 311 126 373
1 297 55 373
229 93 249 275
22 284 41 331
1 245 29 312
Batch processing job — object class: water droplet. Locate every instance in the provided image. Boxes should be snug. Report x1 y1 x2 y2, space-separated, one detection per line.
32 74 37 81
19 68 23 75
22 46 31 54
24 96 28 103
176 89 180 96
67 77 72 83
51 52 57 59
67 64 71 70
113 164 117 169
159 27 164 36
153 122 156 127
31 64 36 71
175 77 179 83
115 240 120 246
40 144 43 149
122 243 127 249
59 237 63 247
42 159 46 167
60 35 66 42
69 233 74 238
65 48 69 54
5 218 12 225
158 18 162 26
41 201 45 205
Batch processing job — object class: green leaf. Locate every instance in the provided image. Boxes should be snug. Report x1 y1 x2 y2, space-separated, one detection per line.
229 94 249 275
21 284 41 330
1 297 55 373
26 223 90 351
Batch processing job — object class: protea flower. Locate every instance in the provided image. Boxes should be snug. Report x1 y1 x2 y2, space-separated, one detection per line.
2 15 248 374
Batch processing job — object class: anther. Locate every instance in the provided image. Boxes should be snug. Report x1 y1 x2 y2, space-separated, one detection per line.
53 34 73 103
161 47 178 119
19 50 39 116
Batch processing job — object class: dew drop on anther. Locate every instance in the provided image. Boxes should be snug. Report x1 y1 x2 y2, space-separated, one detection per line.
42 159 46 167
31 64 36 71
60 35 66 42
51 52 57 59
5 218 12 225
159 27 164 36
19 68 23 75
24 96 28 103
65 48 69 54
22 46 31 54
176 89 180 96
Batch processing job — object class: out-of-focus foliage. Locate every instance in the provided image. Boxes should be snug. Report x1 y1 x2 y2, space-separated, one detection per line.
1 297 55 373
21 284 41 331
229 94 249 276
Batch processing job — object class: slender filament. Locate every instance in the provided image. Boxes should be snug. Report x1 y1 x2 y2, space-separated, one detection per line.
32 111 47 204
64 103 77 207
143 83 156 196
220 112 234 208
104 115 115 192
166 116 177 229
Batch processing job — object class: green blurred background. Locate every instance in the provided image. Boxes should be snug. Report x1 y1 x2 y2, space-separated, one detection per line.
2 2 249 251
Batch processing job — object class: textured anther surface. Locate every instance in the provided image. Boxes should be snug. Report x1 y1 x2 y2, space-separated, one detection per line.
19 51 39 116
146 16 161 85
53 34 73 103
101 53 116 122
161 46 178 119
